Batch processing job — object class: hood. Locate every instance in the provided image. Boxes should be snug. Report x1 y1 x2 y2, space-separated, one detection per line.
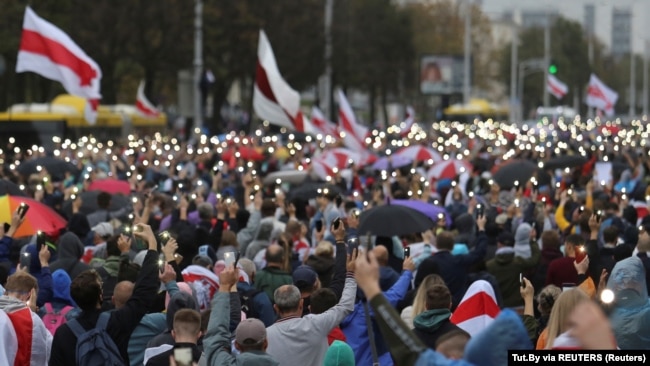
324 340 355 366
0 295 28 313
306 255 334 274
57 232 85 260
608 256 648 307
255 220 275 241
413 308 452 332
454 213 476 232
52 269 75 304
166 292 199 329
67 213 91 240
237 351 279 366
464 309 533 365
494 251 515 265
514 223 531 247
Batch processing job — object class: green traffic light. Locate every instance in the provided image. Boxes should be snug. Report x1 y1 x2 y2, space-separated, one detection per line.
549 65 558 74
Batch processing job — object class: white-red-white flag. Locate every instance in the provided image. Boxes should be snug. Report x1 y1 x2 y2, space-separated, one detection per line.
135 81 161 118
400 105 416 137
337 89 368 154
305 106 338 137
450 280 500 337
586 74 618 117
253 30 305 132
16 7 102 124
547 75 568 100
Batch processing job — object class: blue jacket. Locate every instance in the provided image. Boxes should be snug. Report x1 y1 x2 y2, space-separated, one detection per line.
237 281 276 327
0 235 12 263
341 270 412 366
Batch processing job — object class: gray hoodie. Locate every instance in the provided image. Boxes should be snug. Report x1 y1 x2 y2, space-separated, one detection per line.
49 232 91 280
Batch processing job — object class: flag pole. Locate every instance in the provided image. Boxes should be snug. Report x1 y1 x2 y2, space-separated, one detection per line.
193 0 204 133
543 10 550 108
463 0 472 105
323 0 334 120
509 22 518 122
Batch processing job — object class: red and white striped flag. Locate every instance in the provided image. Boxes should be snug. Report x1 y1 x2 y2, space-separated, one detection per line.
0 306 52 366
546 75 568 100
253 30 305 132
586 74 618 117
16 7 102 124
136 81 161 118
305 106 338 137
450 280 500 336
400 105 415 137
337 90 368 154
182 265 220 311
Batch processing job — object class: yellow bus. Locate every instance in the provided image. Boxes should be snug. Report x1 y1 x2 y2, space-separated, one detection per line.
0 94 167 148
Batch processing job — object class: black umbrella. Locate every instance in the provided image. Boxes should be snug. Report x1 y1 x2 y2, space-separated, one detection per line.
358 203 434 237
62 191 130 216
289 183 342 200
0 179 26 196
543 155 587 170
492 159 537 190
17 157 80 180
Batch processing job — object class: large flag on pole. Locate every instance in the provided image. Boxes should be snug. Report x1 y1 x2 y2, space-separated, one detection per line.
305 106 338 137
253 30 305 132
16 6 102 123
586 74 618 117
337 90 368 154
546 75 568 100
135 81 161 118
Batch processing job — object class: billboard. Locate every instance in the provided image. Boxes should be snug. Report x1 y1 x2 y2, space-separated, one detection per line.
420 55 466 95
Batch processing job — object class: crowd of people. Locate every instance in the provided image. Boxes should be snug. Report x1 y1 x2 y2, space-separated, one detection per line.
0 118 649 365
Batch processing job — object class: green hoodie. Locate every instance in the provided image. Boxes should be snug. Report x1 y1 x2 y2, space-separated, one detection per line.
412 308 452 332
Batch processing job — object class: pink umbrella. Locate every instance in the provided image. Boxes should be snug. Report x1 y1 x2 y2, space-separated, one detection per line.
395 146 442 163
427 159 472 180
88 178 131 195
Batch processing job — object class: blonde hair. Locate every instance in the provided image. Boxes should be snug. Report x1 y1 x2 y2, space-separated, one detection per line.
544 288 588 349
315 241 334 257
536 285 562 316
412 274 446 318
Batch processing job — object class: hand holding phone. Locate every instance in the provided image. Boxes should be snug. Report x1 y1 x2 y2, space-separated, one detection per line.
520 273 525 288
17 203 30 219
20 252 31 270
404 246 411 258
476 204 484 217
333 217 342 231
315 219 324 232
224 251 240 267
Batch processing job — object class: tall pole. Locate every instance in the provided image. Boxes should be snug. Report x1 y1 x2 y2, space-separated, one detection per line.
543 11 550 107
463 0 472 104
193 0 203 132
518 62 524 119
323 0 334 120
643 39 648 116
509 23 518 122
630 53 636 117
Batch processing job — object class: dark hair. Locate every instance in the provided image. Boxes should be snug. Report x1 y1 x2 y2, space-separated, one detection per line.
265 245 285 264
106 235 121 257
603 226 619 244
541 231 560 250
436 232 454 251
285 220 301 236
426 285 451 310
71 270 102 311
261 199 277 218
97 192 112 210
118 259 140 282
564 234 585 247
200 309 212 333
173 308 202 336
309 288 337 314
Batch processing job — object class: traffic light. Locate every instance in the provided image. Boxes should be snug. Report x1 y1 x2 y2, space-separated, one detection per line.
548 60 558 75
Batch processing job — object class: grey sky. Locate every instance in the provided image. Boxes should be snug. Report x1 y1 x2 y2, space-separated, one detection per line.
481 0 650 53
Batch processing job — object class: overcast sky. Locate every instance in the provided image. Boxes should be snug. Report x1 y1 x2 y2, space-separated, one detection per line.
481 0 650 53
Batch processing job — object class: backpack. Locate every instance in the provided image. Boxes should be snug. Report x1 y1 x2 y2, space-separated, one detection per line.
239 288 262 319
43 303 73 335
67 312 125 366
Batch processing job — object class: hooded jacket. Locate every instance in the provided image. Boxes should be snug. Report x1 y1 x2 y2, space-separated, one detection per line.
305 254 335 289
49 232 90 280
608 256 650 349
38 269 80 321
0 295 53 365
486 239 541 308
454 214 476 248
412 308 463 350
513 223 533 259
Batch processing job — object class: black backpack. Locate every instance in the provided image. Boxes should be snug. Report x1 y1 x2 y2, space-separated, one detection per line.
239 288 262 319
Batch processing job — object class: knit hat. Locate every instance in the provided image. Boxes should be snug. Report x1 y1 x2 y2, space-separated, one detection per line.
51 269 75 305
323 340 355 366
235 318 266 346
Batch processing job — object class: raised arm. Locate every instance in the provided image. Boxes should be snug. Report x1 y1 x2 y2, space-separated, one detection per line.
204 265 240 366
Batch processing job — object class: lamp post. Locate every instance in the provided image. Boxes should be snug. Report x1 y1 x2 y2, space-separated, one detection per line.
509 23 519 122
193 0 203 132
463 0 472 105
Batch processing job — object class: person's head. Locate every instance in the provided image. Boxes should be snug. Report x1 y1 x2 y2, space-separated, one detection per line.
192 255 213 271
309 288 337 314
273 285 302 316
541 230 560 250
112 281 134 309
197 202 213 221
496 232 515 248
292 266 319 294
347 208 361 228
285 220 301 238
412 274 446 317
234 318 268 352
564 234 585 258
106 235 122 257
71 270 103 311
545 288 589 349
536 285 561 317
220 230 238 249
372 245 389 266
425 285 452 311
265 244 285 266
172 308 202 344
435 330 470 359
238 258 256 283
315 241 334 258
436 231 455 251
4 271 38 303
97 192 111 210
261 199 277 218
603 226 619 245
92 222 113 244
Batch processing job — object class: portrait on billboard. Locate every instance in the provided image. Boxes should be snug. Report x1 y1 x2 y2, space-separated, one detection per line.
420 55 465 95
